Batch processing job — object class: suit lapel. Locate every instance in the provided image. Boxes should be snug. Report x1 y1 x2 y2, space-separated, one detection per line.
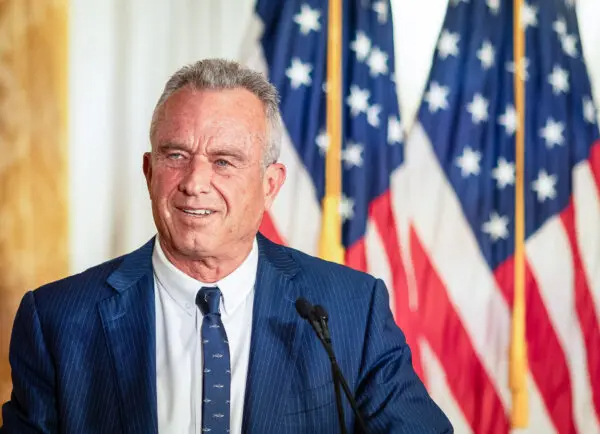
242 235 311 434
99 239 158 434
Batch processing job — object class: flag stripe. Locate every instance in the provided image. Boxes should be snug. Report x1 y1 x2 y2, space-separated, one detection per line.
493 258 577 434
590 142 600 192
526 217 600 434
573 160 600 343
345 238 367 273
560 202 600 424
409 226 510 433
418 339 473 434
369 191 425 382
259 212 285 245
365 216 395 312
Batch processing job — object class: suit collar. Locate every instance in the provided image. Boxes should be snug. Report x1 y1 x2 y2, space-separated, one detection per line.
243 233 310 433
106 237 155 292
255 232 300 279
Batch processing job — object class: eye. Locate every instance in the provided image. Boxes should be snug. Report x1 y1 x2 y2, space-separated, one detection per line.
215 159 231 167
167 152 185 160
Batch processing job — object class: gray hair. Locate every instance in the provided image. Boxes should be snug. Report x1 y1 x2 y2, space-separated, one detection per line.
150 58 283 166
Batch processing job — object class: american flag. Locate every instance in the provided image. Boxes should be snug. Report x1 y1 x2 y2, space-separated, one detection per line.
242 0 600 432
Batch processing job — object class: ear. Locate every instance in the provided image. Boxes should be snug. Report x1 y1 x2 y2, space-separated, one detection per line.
143 152 152 194
263 162 286 210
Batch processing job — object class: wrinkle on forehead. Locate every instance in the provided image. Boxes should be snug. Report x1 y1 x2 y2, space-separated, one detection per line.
151 88 267 154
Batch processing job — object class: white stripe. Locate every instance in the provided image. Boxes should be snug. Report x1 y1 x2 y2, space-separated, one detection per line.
240 14 321 255
573 160 600 326
365 218 395 315
526 218 600 434
510 377 557 434
396 123 554 432
389 163 420 311
419 339 473 434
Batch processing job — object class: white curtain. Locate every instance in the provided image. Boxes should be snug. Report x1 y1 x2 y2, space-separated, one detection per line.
68 0 600 274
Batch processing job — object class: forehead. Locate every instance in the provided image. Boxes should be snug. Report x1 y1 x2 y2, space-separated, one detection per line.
153 86 267 145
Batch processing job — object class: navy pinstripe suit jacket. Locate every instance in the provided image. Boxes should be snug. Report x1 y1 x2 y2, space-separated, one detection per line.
1 234 452 433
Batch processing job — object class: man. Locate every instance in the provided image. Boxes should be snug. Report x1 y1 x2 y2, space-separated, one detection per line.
1 59 452 433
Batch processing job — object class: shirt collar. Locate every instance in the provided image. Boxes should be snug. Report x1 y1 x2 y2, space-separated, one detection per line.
152 235 258 316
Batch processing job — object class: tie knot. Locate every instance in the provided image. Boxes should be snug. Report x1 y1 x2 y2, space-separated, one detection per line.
196 287 222 315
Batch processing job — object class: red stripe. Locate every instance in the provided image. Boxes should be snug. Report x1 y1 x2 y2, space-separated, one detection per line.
589 141 600 192
410 226 510 433
259 211 285 245
345 238 367 272
494 259 577 434
561 200 600 421
369 191 425 383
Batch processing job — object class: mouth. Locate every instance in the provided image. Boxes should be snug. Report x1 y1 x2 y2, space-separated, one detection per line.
177 207 216 217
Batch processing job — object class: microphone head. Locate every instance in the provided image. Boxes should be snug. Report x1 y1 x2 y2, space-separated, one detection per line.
313 305 328 321
295 297 314 320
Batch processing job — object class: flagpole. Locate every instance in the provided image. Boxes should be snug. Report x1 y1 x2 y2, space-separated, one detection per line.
511 0 528 427
319 0 345 264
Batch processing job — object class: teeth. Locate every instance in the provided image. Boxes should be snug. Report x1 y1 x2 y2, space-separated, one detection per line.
183 209 213 215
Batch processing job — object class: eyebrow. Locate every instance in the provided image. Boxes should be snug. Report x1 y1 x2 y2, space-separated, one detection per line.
156 142 192 152
207 144 249 162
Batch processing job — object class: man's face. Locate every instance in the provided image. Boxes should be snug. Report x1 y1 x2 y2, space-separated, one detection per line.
144 87 285 263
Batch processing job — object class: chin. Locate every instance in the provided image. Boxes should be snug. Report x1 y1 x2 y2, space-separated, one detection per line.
175 235 216 258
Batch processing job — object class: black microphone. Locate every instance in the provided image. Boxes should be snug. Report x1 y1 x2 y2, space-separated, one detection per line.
295 297 325 341
313 305 331 344
295 298 370 434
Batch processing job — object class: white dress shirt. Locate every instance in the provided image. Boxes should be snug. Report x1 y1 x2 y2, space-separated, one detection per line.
153 236 257 434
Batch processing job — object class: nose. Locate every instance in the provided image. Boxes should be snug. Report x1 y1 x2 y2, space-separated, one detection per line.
178 156 213 195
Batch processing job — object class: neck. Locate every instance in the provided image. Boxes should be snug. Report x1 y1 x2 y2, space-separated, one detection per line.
159 237 254 283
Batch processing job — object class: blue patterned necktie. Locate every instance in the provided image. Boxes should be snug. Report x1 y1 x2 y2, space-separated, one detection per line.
196 287 231 433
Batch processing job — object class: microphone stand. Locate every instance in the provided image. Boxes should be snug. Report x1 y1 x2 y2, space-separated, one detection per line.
295 298 369 434
313 313 347 434
312 305 370 434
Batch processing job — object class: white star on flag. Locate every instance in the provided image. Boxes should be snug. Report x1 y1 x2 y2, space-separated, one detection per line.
342 142 364 168
560 34 578 58
387 116 403 145
425 82 450 113
347 85 371 116
293 4 321 35
539 117 565 148
521 3 538 29
477 41 495 70
532 170 558 202
437 30 460 59
492 157 515 189
498 105 519 135
316 130 329 155
482 212 509 241
486 0 500 14
338 194 355 221
367 104 381 127
553 16 567 36
507 57 530 81
467 93 489 124
456 146 482 177
286 58 312 89
351 31 372 62
548 65 569 95
583 96 597 124
372 0 389 23
367 47 388 77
